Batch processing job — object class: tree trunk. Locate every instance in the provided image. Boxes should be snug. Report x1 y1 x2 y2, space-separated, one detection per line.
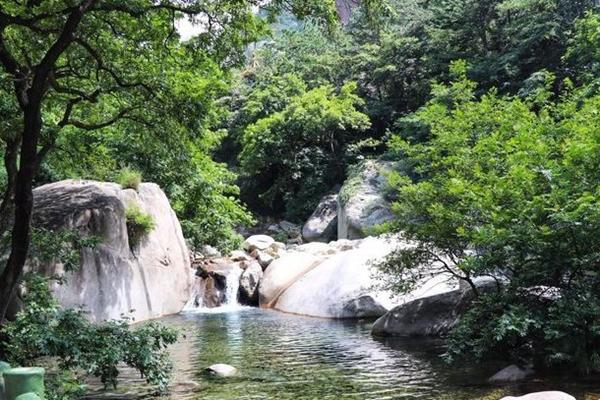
0 106 41 323
0 138 20 237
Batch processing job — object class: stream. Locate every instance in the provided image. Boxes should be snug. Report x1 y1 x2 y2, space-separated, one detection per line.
136 307 600 400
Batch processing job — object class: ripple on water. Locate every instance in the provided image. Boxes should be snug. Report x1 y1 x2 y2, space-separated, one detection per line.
107 309 600 400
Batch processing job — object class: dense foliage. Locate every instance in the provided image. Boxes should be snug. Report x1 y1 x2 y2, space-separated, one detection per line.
378 58 600 371
1 275 178 395
227 0 597 220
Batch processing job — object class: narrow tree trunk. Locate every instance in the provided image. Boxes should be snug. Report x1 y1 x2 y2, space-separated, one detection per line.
0 138 20 236
0 107 41 323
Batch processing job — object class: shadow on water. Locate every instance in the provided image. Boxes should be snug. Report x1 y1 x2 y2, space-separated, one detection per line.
87 308 600 400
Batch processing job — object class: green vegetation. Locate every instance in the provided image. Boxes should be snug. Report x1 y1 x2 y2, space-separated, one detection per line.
115 168 142 191
125 204 156 248
0 0 598 395
1 275 178 394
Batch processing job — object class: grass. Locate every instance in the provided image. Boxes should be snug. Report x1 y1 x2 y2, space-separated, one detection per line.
116 167 142 191
125 203 155 247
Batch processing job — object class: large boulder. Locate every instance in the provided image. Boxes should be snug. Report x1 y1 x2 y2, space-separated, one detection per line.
338 160 396 240
270 237 403 318
302 193 338 243
372 279 494 337
258 252 323 308
31 180 194 323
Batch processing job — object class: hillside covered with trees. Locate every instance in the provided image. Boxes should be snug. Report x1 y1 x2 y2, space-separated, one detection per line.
0 1 600 399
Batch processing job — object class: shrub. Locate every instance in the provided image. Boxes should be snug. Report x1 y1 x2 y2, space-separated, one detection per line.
125 204 155 247
115 167 142 190
1 275 178 396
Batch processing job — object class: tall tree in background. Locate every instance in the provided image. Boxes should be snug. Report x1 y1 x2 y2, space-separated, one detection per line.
0 0 336 323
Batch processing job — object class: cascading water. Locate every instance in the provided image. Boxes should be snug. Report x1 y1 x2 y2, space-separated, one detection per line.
183 263 245 313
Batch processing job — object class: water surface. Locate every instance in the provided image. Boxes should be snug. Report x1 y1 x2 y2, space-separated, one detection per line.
154 308 600 400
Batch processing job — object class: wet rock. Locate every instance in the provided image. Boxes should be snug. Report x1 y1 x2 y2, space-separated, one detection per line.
206 364 238 378
489 364 535 383
500 392 574 400
256 251 274 269
302 193 338 243
239 261 263 306
243 235 275 252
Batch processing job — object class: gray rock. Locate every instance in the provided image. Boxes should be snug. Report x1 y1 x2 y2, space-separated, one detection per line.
205 364 238 378
279 220 301 237
302 193 338 243
501 392 574 400
230 250 251 262
239 261 263 306
343 295 388 318
30 180 194 323
372 288 471 337
200 245 221 259
338 160 396 240
256 251 274 269
489 364 535 383
243 235 275 252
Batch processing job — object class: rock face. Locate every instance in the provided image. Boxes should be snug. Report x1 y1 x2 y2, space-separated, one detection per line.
31 180 194 323
302 193 339 243
338 160 396 240
489 365 535 384
501 392 575 400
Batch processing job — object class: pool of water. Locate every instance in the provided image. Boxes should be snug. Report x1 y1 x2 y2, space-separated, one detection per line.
138 307 600 400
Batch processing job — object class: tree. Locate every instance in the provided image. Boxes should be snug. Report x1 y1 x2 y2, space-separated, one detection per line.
239 82 370 218
379 61 600 371
0 0 336 323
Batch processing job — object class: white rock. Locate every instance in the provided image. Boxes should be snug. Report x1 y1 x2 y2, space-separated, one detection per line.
258 252 323 307
273 237 400 318
206 364 238 378
296 242 336 256
243 235 275 252
230 250 251 262
489 365 535 383
501 392 575 400
31 180 194 323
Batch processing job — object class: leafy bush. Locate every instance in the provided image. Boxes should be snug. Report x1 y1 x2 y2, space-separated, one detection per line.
115 167 142 191
1 275 178 396
125 204 155 247
29 228 100 273
379 62 600 372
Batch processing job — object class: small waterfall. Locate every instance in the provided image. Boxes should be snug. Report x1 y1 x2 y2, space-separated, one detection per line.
183 263 245 313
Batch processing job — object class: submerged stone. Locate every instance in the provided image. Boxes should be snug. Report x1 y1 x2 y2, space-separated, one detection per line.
3 367 45 400
500 392 575 400
206 364 238 378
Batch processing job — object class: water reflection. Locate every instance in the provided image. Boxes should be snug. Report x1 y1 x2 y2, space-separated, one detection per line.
152 309 600 400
